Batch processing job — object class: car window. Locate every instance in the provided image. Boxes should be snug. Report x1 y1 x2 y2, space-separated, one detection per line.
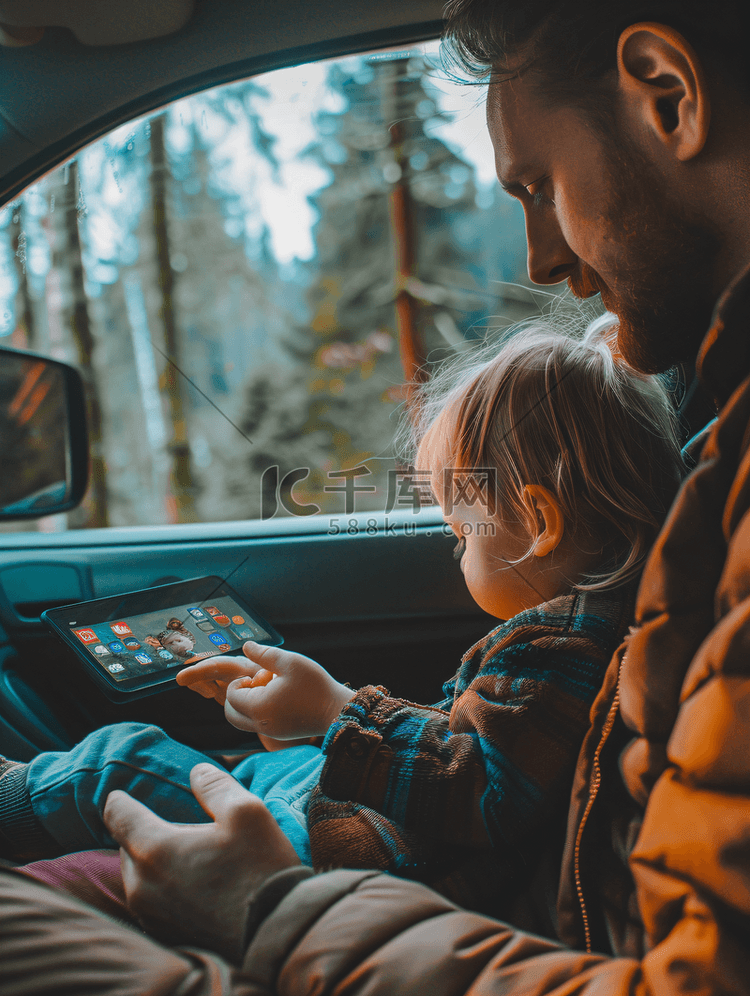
0 40 554 534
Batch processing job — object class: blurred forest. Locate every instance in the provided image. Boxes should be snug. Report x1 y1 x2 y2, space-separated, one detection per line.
0 47 544 531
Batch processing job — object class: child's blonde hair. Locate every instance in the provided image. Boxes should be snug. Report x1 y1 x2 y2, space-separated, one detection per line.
403 318 685 590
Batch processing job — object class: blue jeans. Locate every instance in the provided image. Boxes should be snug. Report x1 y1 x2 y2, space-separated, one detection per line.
25 723 324 864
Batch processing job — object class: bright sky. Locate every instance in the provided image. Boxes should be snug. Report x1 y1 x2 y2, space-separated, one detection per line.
245 41 496 263
161 39 495 267
2 38 498 313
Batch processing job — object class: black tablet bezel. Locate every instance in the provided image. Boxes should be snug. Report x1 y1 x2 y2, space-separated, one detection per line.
42 575 283 700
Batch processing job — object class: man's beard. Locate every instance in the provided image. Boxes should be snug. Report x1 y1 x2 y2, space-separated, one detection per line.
568 134 722 375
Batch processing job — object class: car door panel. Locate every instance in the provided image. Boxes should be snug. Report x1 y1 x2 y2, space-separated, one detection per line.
0 512 493 754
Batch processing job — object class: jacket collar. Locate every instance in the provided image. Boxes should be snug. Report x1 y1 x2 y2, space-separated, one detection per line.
697 260 750 409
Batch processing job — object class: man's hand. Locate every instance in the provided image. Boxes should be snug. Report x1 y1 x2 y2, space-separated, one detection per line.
219 642 356 740
103 762 301 963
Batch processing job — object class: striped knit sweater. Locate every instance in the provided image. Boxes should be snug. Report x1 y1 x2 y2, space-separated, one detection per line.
307 585 635 915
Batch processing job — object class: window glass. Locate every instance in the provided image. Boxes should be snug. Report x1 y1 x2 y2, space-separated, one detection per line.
0 40 555 532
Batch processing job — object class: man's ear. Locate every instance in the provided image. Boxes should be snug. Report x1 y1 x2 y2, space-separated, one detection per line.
617 22 710 161
523 485 564 558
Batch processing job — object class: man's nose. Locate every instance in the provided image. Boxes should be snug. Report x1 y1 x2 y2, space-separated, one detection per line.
524 210 578 285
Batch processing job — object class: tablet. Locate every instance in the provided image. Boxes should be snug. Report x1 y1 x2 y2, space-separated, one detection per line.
42 575 283 700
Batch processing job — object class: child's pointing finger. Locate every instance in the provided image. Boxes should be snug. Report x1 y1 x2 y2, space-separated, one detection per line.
176 657 261 686
241 642 314 676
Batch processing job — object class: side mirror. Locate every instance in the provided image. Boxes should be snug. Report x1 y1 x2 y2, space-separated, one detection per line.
0 346 89 519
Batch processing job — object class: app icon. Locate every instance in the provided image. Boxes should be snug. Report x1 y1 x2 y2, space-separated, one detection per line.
236 627 254 639
135 653 153 665
108 641 125 653
197 621 216 632
157 649 174 660
93 644 111 655
209 632 230 646
108 663 125 673
73 628 98 644
187 607 206 619
110 621 134 638
212 614 231 627
205 606 220 616
123 637 142 650
231 615 245 625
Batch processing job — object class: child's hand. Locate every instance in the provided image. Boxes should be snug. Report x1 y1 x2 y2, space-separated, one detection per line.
176 656 259 706
223 641 355 740
176 654 323 751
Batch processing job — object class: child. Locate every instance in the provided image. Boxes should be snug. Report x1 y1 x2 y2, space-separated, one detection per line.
159 625 196 660
0 322 685 915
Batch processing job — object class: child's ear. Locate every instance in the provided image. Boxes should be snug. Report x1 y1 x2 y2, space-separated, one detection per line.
524 485 564 557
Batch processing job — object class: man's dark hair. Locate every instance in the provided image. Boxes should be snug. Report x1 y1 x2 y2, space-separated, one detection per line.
443 0 750 105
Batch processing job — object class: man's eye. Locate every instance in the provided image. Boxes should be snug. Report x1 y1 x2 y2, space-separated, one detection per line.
527 177 553 208
453 536 466 561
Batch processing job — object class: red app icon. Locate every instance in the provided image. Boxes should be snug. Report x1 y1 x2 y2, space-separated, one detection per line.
231 615 245 625
110 621 134 638
73 628 98 644
213 614 231 627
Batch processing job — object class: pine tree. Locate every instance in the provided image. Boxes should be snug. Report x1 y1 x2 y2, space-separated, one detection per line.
48 160 109 528
161 94 299 523
8 202 36 349
73 88 289 527
149 113 198 523
234 53 506 519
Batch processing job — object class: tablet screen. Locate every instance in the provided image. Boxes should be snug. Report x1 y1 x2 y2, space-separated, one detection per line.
68 595 269 683
43 576 281 696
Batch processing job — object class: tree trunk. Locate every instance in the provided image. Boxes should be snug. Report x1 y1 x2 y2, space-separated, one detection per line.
9 203 36 349
50 159 109 527
380 59 427 402
149 113 196 522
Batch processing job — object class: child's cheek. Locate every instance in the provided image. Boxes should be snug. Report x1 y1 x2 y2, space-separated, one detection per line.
460 554 477 594
462 555 495 612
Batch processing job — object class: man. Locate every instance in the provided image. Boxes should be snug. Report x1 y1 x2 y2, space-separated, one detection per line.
4 0 750 990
